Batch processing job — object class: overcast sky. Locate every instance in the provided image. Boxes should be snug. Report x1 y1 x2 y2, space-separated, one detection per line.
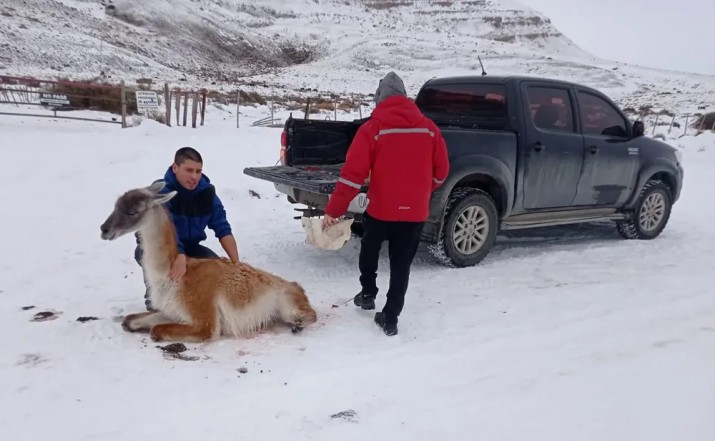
515 0 712 75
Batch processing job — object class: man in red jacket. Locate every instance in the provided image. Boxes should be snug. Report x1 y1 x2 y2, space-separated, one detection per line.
322 71 449 336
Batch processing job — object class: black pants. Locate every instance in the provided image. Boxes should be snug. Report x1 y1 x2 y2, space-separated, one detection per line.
134 242 219 310
359 212 424 324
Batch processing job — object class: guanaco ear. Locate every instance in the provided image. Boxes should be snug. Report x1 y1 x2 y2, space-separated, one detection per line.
147 181 166 193
151 190 177 206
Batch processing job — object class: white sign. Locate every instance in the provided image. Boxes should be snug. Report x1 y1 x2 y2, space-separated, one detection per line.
39 93 70 107
135 91 159 112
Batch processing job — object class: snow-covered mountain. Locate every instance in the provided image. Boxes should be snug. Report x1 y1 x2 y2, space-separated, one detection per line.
1 0 714 114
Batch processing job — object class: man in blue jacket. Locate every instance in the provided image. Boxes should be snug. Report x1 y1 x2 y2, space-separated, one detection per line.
134 146 239 310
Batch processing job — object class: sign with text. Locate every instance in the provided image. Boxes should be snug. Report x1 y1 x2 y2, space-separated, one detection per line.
39 93 70 107
135 91 159 112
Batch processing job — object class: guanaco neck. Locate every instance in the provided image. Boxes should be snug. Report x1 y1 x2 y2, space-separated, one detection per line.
138 205 179 275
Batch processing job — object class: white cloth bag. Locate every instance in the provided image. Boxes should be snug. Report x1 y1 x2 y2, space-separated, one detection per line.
301 216 354 250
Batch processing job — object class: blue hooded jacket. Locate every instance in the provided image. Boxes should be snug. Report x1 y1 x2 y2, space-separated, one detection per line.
157 166 232 254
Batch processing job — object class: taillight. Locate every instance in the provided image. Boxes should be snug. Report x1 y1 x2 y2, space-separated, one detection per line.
280 130 287 165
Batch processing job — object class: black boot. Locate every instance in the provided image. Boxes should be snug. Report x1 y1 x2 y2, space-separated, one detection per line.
353 292 375 310
374 312 398 336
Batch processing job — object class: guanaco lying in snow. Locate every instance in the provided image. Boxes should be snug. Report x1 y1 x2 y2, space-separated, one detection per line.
100 181 317 343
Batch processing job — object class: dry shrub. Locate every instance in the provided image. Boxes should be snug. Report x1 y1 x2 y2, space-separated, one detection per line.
364 1 412 9
198 89 366 115
46 78 129 115
205 90 231 106
202 90 267 106
337 99 358 111
147 110 167 124
695 112 715 130
296 95 360 114
241 90 267 105
310 100 337 112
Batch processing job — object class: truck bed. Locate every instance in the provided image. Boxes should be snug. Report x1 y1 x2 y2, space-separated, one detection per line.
243 164 350 194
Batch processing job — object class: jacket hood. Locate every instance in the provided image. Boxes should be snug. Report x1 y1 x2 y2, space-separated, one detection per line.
163 166 212 194
371 95 427 127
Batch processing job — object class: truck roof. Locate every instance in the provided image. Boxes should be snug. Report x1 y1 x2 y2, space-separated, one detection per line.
422 74 586 89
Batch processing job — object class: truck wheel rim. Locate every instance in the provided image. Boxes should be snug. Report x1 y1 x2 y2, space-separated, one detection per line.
638 192 666 232
452 206 489 255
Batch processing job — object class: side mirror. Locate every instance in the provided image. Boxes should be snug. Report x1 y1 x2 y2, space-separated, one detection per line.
632 121 644 137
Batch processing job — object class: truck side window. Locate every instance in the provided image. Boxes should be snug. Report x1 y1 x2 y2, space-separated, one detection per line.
526 87 575 133
577 91 628 137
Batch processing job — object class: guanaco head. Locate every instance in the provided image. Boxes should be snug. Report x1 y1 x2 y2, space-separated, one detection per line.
100 181 177 241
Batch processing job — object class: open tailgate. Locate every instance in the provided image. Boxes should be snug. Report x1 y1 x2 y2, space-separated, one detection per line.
243 165 359 194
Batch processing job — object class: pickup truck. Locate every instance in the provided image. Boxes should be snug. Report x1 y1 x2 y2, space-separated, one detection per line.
243 75 684 267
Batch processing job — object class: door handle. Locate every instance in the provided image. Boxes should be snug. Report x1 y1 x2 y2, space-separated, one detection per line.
589 145 599 154
532 142 546 152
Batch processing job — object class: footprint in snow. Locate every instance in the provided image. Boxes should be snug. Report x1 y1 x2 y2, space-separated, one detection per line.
16 353 48 367
331 409 358 423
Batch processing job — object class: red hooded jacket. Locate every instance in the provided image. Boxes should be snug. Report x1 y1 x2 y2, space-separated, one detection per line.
325 95 449 222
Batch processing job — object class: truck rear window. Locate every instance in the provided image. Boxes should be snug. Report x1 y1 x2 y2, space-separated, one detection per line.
415 83 508 129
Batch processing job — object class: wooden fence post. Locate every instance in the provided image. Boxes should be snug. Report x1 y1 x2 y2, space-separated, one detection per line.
683 114 689 136
236 90 240 128
200 90 206 126
175 90 180 126
668 115 675 134
304 97 310 119
120 80 127 128
164 83 171 127
191 91 198 128
182 93 188 126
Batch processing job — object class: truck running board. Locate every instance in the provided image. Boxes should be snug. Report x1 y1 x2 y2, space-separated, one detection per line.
500 209 627 230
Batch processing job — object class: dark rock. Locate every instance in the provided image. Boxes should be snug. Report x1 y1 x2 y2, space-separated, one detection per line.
77 316 99 322
158 343 187 353
31 311 61 322
331 409 358 422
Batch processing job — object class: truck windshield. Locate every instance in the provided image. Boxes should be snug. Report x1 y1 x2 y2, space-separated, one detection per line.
415 83 508 130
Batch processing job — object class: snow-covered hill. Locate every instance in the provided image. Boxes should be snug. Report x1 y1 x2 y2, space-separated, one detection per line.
1 0 714 114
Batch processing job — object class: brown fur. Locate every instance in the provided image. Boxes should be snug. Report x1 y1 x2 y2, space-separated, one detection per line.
101 182 317 343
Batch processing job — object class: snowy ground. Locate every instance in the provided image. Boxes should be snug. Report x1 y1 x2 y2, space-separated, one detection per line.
1 104 714 440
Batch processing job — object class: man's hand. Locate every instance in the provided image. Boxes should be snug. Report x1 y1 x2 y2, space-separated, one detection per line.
322 215 340 230
169 253 187 280
220 235 240 263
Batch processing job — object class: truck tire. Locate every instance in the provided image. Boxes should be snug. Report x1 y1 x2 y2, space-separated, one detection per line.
429 188 499 267
616 179 673 240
